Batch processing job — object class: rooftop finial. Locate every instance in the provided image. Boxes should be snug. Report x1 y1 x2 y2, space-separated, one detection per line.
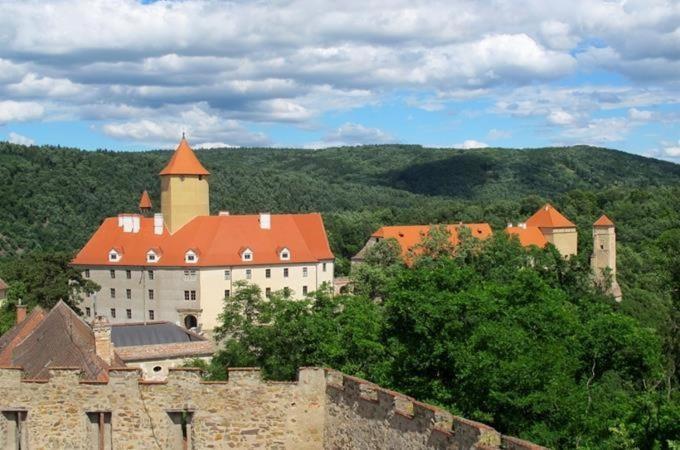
182 131 186 139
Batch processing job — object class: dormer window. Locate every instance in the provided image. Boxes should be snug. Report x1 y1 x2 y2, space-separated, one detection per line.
108 249 121 262
240 247 253 262
146 249 160 263
278 247 290 261
185 250 198 264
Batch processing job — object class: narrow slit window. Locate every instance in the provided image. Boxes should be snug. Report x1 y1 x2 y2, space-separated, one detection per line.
86 411 112 450
167 410 193 450
2 410 28 450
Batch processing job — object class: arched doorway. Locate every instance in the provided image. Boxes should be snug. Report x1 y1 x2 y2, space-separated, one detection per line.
184 314 198 329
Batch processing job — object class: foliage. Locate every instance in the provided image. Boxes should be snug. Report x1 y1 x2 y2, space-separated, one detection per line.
0 252 99 333
196 233 679 449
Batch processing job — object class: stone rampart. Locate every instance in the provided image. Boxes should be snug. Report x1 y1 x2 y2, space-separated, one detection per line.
0 366 545 449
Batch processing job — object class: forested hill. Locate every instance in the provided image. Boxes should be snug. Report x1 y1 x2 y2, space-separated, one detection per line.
0 141 678 259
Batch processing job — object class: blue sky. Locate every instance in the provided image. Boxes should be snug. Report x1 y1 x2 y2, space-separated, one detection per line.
0 0 678 160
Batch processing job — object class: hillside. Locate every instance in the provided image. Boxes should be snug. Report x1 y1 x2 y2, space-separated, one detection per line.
0 142 678 260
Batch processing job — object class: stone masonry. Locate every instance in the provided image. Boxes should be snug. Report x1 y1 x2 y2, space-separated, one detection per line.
0 366 545 449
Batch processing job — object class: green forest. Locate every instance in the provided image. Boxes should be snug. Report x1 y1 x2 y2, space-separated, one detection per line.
0 141 679 448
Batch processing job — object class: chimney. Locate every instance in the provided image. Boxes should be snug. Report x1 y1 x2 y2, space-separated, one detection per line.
219 211 230 216
16 301 27 324
259 213 271 230
507 223 513 228
93 316 114 365
153 213 164 235
519 222 526 229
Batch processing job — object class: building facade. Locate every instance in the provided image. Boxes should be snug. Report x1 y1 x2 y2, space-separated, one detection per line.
72 138 334 332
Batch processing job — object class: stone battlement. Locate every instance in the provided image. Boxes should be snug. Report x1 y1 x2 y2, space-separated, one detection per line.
0 366 545 449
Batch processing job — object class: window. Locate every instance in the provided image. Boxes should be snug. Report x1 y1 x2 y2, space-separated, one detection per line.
126 309 132 319
148 289 154 300
167 410 193 450
265 287 271 298
246 269 252 279
126 270 131 279
3 410 28 450
265 268 271 279
224 269 230 280
303 286 308 295
185 250 198 264
283 268 289 278
86 307 91 317
110 308 116 319
184 290 197 301
148 270 154 280
322 262 327 272
110 270 116 279
146 250 159 263
110 288 116 299
108 250 120 262
126 289 132 300
84 269 90 278
153 366 162 373
86 411 112 450
183 270 197 281
303 267 308 278
241 248 253 262
149 310 155 320
279 248 290 261
224 289 230 298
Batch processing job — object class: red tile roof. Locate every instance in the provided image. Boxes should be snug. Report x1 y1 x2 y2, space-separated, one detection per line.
138 190 152 209
372 223 493 260
593 215 615 227
72 213 334 267
525 204 575 228
4 301 118 381
0 307 46 366
0 278 7 290
506 226 548 248
159 138 210 176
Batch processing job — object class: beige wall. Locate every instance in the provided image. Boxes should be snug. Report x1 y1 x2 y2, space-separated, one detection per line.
591 227 616 276
125 356 211 381
0 367 544 450
79 260 335 332
541 227 578 257
160 175 209 234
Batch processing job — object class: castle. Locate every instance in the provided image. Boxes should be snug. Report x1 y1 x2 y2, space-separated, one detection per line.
72 138 335 332
353 204 622 301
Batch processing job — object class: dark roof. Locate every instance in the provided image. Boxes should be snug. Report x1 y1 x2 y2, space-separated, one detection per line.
110 322 205 347
10 301 120 381
0 307 46 365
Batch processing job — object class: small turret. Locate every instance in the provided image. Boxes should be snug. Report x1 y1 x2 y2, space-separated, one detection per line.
138 190 152 214
591 215 622 301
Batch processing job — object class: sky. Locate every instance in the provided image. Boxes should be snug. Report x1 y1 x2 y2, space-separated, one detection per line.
0 0 678 160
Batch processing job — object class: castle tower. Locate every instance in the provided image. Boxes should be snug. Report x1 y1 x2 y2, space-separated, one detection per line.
525 203 578 257
591 215 622 301
160 137 210 234
138 190 152 215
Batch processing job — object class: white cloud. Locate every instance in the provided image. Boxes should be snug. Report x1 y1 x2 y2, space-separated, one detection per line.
628 108 653 121
0 101 44 122
7 131 34 146
454 140 488 149
548 110 578 126
101 104 269 147
662 140 680 158
194 142 235 149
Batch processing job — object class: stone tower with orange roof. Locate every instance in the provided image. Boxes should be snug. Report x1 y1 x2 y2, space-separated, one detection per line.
525 203 578 257
160 136 210 234
591 215 622 301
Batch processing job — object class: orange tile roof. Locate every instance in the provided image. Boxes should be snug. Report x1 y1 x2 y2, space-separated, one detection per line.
159 138 210 176
505 226 548 248
372 223 493 259
593 215 615 227
138 190 152 209
525 203 575 228
72 213 334 267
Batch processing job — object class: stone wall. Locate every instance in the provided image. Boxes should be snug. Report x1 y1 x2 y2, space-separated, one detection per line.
0 366 545 449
